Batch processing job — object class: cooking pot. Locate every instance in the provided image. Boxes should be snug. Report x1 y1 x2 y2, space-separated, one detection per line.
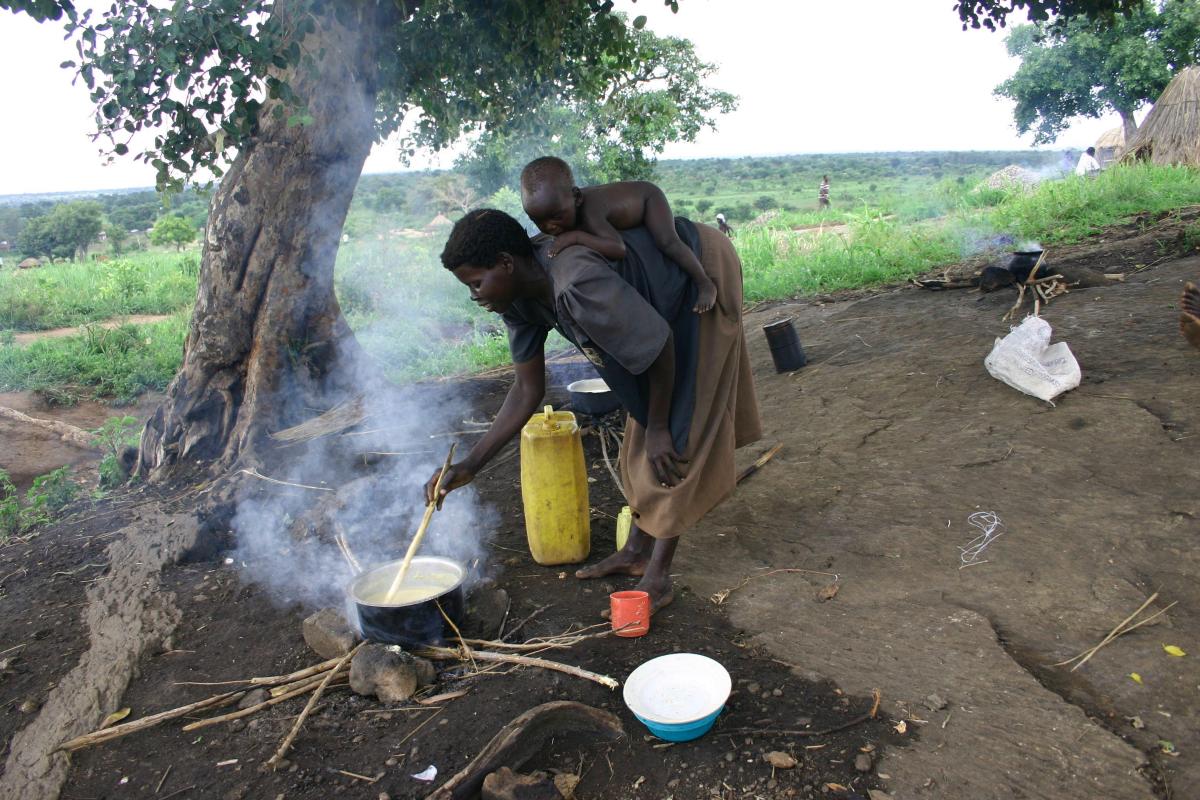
567 378 620 416
349 555 466 646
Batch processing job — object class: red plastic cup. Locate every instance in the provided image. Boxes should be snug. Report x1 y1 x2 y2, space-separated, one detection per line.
610 590 651 637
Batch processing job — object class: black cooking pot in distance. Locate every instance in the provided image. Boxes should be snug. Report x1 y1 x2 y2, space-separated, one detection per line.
348 555 466 646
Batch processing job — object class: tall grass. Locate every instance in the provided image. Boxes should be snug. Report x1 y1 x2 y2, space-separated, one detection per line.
0 250 197 331
0 315 187 403
987 162 1200 243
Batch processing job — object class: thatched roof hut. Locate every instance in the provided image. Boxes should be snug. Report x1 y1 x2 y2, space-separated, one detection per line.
1094 126 1125 166
425 213 452 229
18 257 42 269
1123 66 1200 167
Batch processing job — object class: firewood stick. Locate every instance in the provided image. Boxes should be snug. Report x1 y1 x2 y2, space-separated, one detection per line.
60 690 246 751
266 643 363 769
737 443 783 484
184 671 348 731
416 647 618 689
174 656 342 688
249 656 342 686
386 444 456 602
269 670 334 698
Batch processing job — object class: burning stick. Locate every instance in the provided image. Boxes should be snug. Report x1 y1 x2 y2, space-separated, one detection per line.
386 444 456 602
333 522 363 575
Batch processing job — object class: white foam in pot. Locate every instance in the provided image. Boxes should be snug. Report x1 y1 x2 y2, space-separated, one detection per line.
567 378 610 394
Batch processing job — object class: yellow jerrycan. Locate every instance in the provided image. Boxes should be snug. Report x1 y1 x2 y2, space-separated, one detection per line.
520 405 591 565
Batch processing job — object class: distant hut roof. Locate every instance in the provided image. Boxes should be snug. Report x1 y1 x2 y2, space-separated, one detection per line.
1123 66 1200 167
18 257 41 268
425 213 453 229
1095 126 1126 150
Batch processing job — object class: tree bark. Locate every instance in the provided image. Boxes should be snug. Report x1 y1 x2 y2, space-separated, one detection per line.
137 0 386 480
1119 108 1138 146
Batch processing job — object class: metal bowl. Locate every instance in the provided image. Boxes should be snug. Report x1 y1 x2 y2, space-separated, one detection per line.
567 378 620 416
348 555 466 646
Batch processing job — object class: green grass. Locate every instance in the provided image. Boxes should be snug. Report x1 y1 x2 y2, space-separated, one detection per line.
0 315 187 403
2 160 1197 403
0 249 198 331
986 162 1200 243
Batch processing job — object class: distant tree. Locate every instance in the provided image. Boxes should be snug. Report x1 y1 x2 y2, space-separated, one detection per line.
17 201 103 260
148 215 197 251
695 199 713 215
456 29 736 194
106 223 129 255
995 1 1200 142
754 195 779 212
428 173 479 215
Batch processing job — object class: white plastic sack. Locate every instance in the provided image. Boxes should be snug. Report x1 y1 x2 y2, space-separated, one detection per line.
984 316 1080 403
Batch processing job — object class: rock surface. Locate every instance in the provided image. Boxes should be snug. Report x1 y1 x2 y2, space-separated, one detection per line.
349 643 434 702
302 607 361 659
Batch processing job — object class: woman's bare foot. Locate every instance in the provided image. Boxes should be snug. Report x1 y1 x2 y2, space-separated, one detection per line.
576 548 649 579
1181 282 1200 352
693 278 718 314
600 576 675 620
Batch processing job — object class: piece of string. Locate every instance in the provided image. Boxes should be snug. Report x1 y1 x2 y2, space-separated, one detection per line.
959 511 1003 569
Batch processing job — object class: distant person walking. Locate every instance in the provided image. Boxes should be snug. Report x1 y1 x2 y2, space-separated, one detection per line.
1075 147 1101 177
716 213 734 238
818 175 831 209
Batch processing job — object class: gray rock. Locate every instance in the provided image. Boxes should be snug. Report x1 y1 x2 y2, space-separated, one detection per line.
461 588 510 640
237 688 270 710
854 753 873 773
303 608 361 659
349 643 435 702
924 693 948 712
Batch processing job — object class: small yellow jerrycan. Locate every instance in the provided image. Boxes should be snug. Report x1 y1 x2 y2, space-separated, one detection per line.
520 405 590 565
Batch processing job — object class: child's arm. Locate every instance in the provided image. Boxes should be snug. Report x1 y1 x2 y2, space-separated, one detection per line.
549 225 626 260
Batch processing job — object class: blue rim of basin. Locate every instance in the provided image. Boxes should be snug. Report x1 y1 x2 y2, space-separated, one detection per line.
633 706 725 742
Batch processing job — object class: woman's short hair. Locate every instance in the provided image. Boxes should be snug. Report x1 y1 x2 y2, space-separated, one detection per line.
440 209 534 271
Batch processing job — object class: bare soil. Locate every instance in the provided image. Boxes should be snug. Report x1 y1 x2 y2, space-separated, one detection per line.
11 315 175 347
1 214 1197 800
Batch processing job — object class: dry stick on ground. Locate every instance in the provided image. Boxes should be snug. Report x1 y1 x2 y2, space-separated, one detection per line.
417 647 619 689
333 521 363 574
1050 593 1176 671
269 396 366 443
736 443 783 485
173 656 342 687
239 468 333 492
0 405 98 450
500 604 552 642
182 677 348 731
266 643 363 770
60 690 247 751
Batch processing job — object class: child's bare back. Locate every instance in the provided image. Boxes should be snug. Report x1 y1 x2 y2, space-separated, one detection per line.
520 157 717 314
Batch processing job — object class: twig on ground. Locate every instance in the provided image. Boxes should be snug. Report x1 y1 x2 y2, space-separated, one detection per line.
0 405 98 450
159 785 196 800
335 769 378 783
173 656 341 687
239 468 332 492
155 765 172 793
500 604 551 642
269 396 366 443
60 691 246 751
417 647 619 689
394 707 446 750
266 643 363 770
182 676 344 731
333 522 363 574
1051 593 1176 671
736 443 783 485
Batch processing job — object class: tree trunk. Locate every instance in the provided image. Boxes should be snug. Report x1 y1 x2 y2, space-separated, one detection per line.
1119 109 1138 146
136 0 386 480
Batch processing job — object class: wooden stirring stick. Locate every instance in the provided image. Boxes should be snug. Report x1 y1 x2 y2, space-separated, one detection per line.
385 444 456 603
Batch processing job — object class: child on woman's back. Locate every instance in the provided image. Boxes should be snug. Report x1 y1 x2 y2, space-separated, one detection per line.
519 157 718 313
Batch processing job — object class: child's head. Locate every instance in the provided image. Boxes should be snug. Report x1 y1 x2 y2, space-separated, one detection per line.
520 156 581 236
1086 146 1096 157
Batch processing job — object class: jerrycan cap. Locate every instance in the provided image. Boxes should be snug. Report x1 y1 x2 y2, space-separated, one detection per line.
542 405 559 431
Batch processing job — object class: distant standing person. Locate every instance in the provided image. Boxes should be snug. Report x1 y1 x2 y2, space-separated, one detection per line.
818 175 831 209
716 213 734 238
1075 147 1101 177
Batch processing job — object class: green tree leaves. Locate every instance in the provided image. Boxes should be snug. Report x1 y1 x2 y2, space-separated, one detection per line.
995 1 1200 143
148 215 197 251
16 201 103 261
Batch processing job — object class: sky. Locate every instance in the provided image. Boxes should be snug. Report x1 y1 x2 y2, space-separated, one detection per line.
0 1 1132 196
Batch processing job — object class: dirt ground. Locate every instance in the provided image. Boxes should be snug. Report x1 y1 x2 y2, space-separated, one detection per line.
1 213 1197 800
